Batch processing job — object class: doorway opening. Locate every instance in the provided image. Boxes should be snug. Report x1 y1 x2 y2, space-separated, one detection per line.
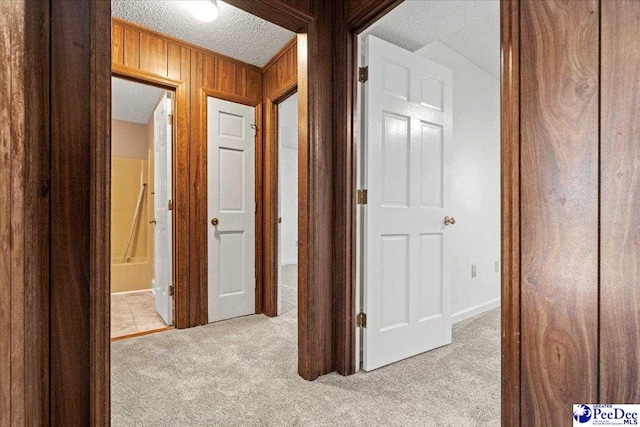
107 1 310 422
354 0 502 421
110 76 175 340
277 92 299 316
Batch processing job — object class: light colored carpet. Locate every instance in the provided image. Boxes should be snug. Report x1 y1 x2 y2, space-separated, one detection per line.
279 264 298 315
111 307 500 426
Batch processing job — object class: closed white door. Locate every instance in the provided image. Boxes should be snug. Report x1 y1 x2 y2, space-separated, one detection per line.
153 92 173 326
207 97 256 323
362 35 453 371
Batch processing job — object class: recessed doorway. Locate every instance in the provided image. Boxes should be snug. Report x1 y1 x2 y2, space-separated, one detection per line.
110 76 175 340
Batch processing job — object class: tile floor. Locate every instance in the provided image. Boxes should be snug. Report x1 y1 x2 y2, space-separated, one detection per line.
111 291 168 338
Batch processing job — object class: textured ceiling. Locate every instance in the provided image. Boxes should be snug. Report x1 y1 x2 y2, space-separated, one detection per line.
112 0 295 67
112 77 165 124
362 0 500 78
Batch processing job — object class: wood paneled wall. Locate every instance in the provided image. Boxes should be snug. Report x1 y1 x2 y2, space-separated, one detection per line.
600 0 640 404
5 0 640 424
111 18 262 328
0 0 50 425
520 1 600 422
261 38 298 316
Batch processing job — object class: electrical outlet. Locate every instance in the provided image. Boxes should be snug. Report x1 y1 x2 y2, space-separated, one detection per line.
495 260 500 273
471 264 477 278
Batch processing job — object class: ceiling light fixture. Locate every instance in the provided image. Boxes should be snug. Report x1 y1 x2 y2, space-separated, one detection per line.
185 0 219 23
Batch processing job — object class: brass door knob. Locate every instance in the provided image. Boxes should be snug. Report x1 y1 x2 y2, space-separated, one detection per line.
444 216 456 226
211 218 219 226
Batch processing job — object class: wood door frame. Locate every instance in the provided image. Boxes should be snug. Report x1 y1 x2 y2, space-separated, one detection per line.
334 0 521 423
263 81 298 317
224 0 336 381
111 65 181 329
75 1 324 423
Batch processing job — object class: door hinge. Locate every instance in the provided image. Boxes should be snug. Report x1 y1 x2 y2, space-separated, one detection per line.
251 124 258 136
357 189 368 205
168 199 173 211
358 66 368 83
168 113 174 124
168 285 175 296
357 312 367 328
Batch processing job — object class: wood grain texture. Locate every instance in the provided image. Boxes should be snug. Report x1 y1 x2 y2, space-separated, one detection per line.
123 27 139 69
111 21 124 65
113 19 262 327
51 0 92 422
262 40 298 317
600 0 640 404
1 1 51 424
0 5 11 423
224 0 312 32
520 0 599 423
90 0 112 424
500 1 520 426
298 1 335 379
174 47 191 329
139 32 167 76
341 0 403 32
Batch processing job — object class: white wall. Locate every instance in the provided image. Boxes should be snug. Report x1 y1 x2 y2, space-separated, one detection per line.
278 93 298 265
415 41 501 323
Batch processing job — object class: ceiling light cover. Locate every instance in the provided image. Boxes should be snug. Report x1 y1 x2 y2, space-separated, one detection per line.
185 0 219 23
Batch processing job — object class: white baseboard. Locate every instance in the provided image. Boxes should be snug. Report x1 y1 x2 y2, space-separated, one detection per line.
452 298 500 324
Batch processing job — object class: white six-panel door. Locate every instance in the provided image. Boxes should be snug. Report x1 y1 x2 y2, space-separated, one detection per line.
207 97 256 323
153 92 173 326
362 35 453 371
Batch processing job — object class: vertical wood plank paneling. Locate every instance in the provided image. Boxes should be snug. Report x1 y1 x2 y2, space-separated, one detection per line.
0 2 11 422
23 0 51 423
111 22 124 66
174 46 191 328
113 19 262 328
201 53 215 89
600 0 640 404
246 69 262 101
123 27 139 69
9 3 26 424
1 1 51 424
51 0 92 422
189 50 202 326
236 66 247 97
139 32 167 76
215 58 236 93
520 1 599 423
167 43 181 80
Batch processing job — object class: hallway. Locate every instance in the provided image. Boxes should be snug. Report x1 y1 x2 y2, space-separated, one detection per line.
111 308 499 426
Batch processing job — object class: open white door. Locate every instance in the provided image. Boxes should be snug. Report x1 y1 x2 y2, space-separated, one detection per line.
362 35 453 371
207 97 256 323
152 92 173 326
